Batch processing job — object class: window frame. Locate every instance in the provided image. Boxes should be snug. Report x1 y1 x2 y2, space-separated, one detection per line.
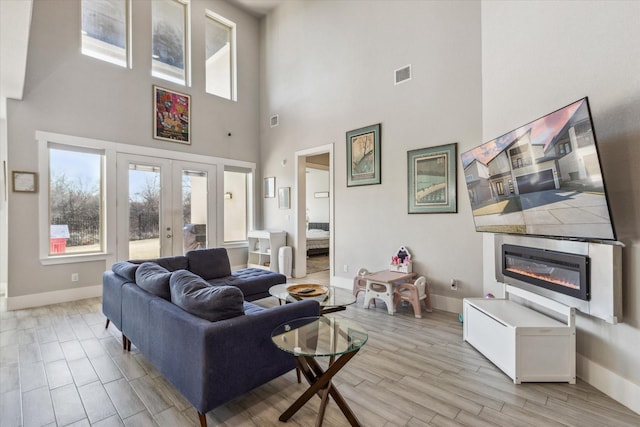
81 0 132 68
37 131 255 265
38 136 115 265
222 167 253 244
151 0 191 86
205 9 237 101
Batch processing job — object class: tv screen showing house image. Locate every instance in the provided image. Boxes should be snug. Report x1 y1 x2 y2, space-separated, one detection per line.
461 97 616 241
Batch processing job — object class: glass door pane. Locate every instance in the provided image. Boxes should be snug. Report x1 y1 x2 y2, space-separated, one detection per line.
128 164 161 259
181 169 208 253
117 155 215 261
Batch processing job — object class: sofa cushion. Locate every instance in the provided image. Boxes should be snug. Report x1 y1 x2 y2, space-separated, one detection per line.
186 248 231 280
207 268 287 300
170 270 244 322
112 261 139 282
130 256 188 272
135 262 172 301
243 301 264 316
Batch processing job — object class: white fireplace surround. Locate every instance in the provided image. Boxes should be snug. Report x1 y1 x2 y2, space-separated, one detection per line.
493 234 623 324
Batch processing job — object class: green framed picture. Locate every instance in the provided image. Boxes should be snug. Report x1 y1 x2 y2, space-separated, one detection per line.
407 143 457 214
346 123 381 187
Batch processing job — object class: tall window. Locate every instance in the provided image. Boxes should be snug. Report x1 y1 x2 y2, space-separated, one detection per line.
152 0 190 85
224 169 250 242
182 169 208 253
49 147 104 255
81 0 130 67
205 10 236 100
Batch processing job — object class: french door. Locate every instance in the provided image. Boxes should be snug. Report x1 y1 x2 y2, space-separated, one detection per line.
116 153 216 260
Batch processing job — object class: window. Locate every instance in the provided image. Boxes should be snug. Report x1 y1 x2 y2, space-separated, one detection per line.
205 11 236 100
49 146 104 255
496 181 505 196
152 0 190 85
557 141 572 156
224 169 251 242
182 169 209 252
81 0 130 67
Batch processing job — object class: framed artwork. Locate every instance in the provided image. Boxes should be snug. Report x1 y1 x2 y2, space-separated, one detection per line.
12 171 38 193
407 143 457 214
264 176 275 198
278 187 291 209
153 85 191 144
346 123 381 187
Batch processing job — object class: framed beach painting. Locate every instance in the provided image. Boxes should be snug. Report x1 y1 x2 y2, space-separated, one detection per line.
407 143 457 214
346 123 381 187
153 85 191 144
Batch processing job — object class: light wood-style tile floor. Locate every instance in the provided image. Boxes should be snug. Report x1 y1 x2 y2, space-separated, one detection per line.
1 270 639 426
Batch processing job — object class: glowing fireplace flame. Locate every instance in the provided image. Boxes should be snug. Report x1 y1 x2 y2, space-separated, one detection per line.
505 267 579 290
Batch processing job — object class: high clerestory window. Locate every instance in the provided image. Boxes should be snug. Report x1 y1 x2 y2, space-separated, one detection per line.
205 10 236 101
152 0 190 86
81 0 131 68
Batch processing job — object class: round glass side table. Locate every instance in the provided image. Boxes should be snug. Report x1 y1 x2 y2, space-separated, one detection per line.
271 316 368 426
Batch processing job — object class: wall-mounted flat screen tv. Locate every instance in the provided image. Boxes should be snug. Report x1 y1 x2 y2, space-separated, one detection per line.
461 97 616 241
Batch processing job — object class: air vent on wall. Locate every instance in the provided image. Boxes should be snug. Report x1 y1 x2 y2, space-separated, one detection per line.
270 114 279 128
394 64 412 85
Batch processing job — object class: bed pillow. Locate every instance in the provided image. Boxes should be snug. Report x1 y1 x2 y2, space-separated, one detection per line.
135 262 172 301
170 270 244 322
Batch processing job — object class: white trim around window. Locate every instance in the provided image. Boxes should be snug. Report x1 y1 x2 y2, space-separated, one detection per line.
36 131 255 265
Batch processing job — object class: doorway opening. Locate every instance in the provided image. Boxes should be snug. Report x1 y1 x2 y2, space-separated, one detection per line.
294 144 333 278
306 162 330 274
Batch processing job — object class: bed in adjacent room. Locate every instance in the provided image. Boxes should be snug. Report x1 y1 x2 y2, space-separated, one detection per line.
306 222 330 256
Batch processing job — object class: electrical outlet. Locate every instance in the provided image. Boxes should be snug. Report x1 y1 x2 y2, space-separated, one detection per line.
71 273 79 282
450 279 458 291
343 265 349 273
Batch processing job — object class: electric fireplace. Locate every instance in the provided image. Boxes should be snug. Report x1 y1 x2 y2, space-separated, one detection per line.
502 244 590 301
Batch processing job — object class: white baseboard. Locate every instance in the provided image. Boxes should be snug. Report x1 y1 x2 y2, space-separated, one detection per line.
577 353 640 414
7 285 102 310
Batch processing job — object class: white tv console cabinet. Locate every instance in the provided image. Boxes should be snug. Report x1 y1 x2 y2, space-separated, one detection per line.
463 285 576 384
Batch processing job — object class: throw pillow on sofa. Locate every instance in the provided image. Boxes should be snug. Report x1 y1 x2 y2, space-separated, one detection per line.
112 261 139 282
186 247 232 280
135 262 172 301
170 269 245 322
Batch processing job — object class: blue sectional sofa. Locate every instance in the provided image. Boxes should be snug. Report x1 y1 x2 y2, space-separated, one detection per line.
102 248 320 427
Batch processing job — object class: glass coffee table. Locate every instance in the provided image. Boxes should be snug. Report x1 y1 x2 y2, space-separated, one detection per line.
269 284 356 314
271 316 367 426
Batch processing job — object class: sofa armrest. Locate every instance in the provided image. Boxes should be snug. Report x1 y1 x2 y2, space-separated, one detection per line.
102 270 133 331
147 298 319 413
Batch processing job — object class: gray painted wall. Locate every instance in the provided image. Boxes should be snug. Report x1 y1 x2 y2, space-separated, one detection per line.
6 0 261 297
260 1 484 298
482 0 640 388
